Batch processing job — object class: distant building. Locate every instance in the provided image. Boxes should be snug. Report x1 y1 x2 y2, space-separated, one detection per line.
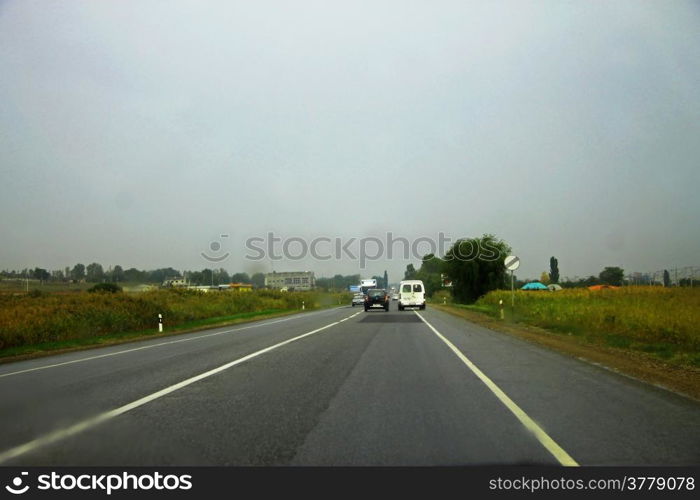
162 277 186 287
264 271 315 291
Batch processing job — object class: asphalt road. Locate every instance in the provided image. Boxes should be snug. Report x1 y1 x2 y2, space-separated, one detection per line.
0 304 698 466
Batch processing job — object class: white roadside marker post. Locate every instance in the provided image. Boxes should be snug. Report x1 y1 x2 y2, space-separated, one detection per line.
302 301 305 310
499 299 504 320
158 313 163 333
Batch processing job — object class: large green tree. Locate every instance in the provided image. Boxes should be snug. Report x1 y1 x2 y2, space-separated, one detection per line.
86 262 104 282
414 254 444 297
443 234 511 303
123 267 145 282
71 263 85 281
599 266 624 286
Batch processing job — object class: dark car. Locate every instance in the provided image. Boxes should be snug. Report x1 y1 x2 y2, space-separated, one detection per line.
364 288 389 312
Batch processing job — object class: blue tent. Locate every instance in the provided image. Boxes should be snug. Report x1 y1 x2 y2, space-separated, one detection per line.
521 282 548 290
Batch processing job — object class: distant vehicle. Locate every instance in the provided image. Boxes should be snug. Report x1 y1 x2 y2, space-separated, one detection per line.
360 278 377 295
391 293 399 301
351 293 365 307
398 280 426 310
364 288 390 312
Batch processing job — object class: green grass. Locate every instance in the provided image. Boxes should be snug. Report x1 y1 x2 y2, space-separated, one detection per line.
0 289 351 357
0 308 293 359
0 280 97 292
455 286 700 368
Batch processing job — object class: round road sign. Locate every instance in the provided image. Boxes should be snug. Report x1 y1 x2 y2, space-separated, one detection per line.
504 255 520 271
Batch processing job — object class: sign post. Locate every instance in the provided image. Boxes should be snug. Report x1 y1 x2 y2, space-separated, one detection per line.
504 255 520 309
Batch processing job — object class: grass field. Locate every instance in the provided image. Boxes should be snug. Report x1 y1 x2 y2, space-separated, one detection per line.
451 287 700 368
0 279 97 292
0 288 350 358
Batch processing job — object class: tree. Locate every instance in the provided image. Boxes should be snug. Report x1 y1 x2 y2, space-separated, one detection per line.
146 268 180 283
415 254 445 297
71 263 85 281
540 272 551 284
443 234 511 303
123 267 146 282
584 275 599 286
599 267 624 286
33 267 50 283
404 264 417 280
383 270 388 289
231 272 251 283
679 278 694 287
112 265 124 282
201 268 214 286
86 263 105 282
251 272 265 288
549 257 559 284
217 268 230 284
316 274 360 291
663 269 670 287
185 270 204 285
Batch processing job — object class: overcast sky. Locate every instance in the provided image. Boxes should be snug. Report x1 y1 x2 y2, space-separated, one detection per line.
1 0 699 282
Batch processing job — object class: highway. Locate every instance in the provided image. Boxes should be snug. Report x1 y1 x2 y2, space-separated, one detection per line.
0 305 698 466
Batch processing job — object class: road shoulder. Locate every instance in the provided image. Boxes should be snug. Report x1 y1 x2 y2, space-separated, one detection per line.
431 304 700 402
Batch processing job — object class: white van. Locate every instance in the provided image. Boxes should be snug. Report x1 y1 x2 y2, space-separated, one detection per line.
398 280 426 311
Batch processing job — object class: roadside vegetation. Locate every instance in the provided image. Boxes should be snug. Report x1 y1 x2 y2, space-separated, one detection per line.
0 289 350 358
439 287 700 368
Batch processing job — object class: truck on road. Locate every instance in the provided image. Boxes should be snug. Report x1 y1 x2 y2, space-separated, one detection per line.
359 278 377 295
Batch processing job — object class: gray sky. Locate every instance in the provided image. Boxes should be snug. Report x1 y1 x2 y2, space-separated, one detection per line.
1 0 699 282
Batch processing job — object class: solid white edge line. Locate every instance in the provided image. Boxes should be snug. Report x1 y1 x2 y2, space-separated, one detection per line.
0 307 345 379
414 311 579 467
0 311 361 464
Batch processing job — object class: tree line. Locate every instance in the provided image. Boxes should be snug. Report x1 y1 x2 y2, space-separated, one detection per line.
1 265 390 290
399 234 648 303
0 265 268 287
